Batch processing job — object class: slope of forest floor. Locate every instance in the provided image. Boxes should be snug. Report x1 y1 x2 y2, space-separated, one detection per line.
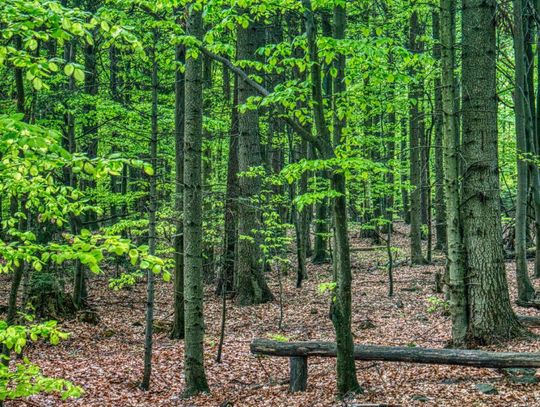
3 223 540 407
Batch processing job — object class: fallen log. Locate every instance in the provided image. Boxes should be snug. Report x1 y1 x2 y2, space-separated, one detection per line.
251 339 540 369
350 246 386 252
516 300 540 310
518 315 540 327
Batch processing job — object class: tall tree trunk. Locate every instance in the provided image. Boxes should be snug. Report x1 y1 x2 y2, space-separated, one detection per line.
433 11 447 251
171 38 186 340
408 10 425 265
295 138 309 288
183 4 209 396
331 6 360 393
235 8 274 306
140 30 159 391
311 13 332 264
74 7 99 307
400 118 411 223
218 76 239 296
441 0 467 346
461 0 527 343
513 0 536 302
302 0 361 395
533 0 540 279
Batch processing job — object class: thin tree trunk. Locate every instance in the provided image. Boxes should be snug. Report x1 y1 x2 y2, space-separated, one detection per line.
408 10 425 265
400 118 410 223
218 76 239 296
302 0 361 395
513 0 536 302
441 0 467 346
171 37 186 340
433 11 447 251
140 30 159 391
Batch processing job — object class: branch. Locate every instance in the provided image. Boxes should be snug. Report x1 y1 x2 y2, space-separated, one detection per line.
197 45 332 156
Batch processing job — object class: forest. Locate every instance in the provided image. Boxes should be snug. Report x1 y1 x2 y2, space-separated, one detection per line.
3 0 540 405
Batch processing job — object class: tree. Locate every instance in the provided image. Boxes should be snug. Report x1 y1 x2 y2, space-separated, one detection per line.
171 21 186 340
432 10 446 252
140 28 160 391
183 2 209 396
440 0 467 346
512 0 536 302
460 0 527 343
408 9 425 265
235 7 274 306
302 0 362 395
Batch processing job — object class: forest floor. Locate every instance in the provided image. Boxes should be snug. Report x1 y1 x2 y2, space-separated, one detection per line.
3 222 540 406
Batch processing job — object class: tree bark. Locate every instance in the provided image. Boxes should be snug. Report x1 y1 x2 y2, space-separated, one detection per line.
441 0 467 346
302 1 361 396
432 11 447 251
235 8 274 306
183 4 209 396
512 0 536 302
140 29 159 391
218 76 239 296
408 11 425 265
171 35 186 340
461 0 528 343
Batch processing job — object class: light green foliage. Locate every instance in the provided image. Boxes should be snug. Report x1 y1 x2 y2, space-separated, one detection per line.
318 281 337 294
266 333 291 342
0 320 82 401
426 295 450 315
239 166 293 269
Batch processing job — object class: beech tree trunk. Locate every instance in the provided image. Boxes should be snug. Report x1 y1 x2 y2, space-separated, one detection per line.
140 30 159 391
218 75 239 296
235 8 274 306
512 0 536 302
408 11 424 265
171 35 186 340
183 4 209 396
441 0 467 346
303 0 361 396
432 11 446 251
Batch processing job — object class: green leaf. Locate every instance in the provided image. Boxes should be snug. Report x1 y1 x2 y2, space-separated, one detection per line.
64 64 75 76
74 68 85 82
143 164 154 176
32 77 43 91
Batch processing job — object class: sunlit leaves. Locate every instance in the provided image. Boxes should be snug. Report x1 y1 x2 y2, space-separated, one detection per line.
0 320 82 402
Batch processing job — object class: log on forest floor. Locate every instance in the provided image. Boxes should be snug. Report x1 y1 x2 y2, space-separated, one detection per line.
251 339 540 368
350 246 386 252
516 300 540 310
518 315 540 327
